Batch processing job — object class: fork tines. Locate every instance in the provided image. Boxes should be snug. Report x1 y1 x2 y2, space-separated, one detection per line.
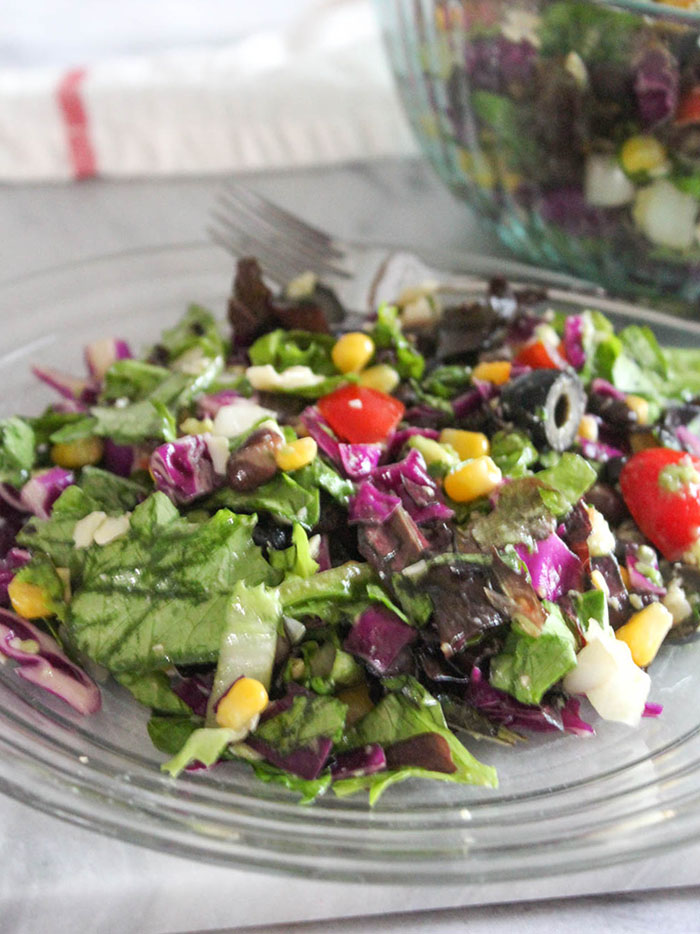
208 181 352 286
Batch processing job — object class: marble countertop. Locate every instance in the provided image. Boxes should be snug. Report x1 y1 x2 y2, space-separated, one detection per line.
3 157 700 934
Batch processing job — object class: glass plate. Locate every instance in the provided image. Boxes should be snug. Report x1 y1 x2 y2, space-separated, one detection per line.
2 242 700 884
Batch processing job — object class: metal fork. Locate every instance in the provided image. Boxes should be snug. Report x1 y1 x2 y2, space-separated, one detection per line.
207 180 616 316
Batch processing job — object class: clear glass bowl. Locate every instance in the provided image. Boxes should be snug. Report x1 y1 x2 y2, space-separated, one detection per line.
3 243 700 882
375 0 700 310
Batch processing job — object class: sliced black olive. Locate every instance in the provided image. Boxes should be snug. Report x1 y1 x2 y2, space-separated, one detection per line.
500 369 585 451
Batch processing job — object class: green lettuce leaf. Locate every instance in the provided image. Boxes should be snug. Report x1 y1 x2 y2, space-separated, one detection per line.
489 604 578 706
490 429 538 478
66 493 277 672
101 360 171 402
161 726 239 776
370 303 425 380
0 417 35 487
116 670 192 714
338 676 497 802
248 328 336 375
148 714 201 755
536 453 597 516
250 760 332 803
206 472 320 529
252 692 347 754
158 304 226 362
210 581 282 705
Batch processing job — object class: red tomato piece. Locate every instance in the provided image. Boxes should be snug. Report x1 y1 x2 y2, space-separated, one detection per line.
317 384 405 444
619 447 700 561
514 339 564 370
676 87 700 126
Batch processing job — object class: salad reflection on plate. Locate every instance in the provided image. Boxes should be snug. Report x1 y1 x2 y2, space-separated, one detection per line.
2 243 700 883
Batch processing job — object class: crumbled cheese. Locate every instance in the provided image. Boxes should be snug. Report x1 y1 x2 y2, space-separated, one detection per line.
586 505 616 557
93 514 131 546
73 511 108 549
664 578 693 625
285 270 317 300
211 398 276 438
73 511 130 548
245 364 325 392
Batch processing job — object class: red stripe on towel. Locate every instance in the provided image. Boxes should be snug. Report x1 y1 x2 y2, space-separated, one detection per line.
56 68 96 180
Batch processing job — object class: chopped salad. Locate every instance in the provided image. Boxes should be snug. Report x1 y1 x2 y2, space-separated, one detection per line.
2 259 700 804
402 0 700 305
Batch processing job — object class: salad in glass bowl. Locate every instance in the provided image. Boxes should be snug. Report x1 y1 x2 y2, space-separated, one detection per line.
376 0 700 308
2 256 700 805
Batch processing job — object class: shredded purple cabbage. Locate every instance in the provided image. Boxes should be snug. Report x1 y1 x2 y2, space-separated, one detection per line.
634 45 679 129
591 378 626 401
337 443 383 480
563 315 586 370
515 533 583 602
102 439 135 477
20 467 75 520
84 338 132 380
32 365 98 404
349 481 402 524
370 448 454 525
0 608 101 715
330 743 387 780
344 605 416 676
299 406 341 463
466 667 593 736
149 435 216 504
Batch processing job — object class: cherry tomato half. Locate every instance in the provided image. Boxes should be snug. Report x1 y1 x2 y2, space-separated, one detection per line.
317 384 405 444
514 339 565 370
619 447 700 561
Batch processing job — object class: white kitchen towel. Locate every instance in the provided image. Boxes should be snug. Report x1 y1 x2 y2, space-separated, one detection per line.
0 0 417 182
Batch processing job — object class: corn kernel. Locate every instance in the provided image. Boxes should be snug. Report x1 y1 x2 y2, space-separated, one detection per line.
439 428 490 460
443 455 502 503
275 436 317 472
357 364 400 394
51 437 104 469
472 360 512 385
626 394 649 425
215 676 268 731
620 136 667 175
615 602 673 668
8 578 53 619
577 414 599 443
331 332 375 374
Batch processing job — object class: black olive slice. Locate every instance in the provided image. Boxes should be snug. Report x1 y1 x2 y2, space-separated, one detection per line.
500 369 586 452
